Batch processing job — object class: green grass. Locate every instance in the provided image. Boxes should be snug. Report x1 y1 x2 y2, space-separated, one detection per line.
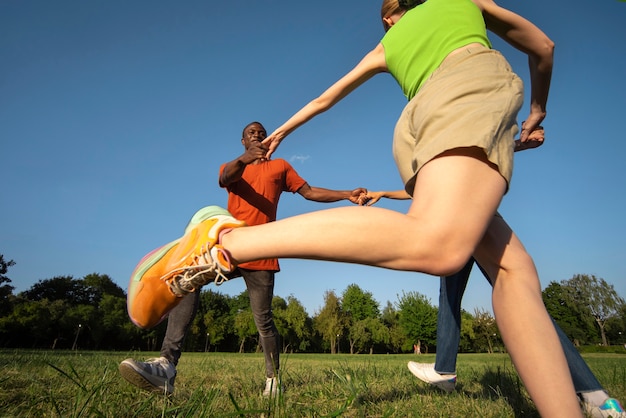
0 350 624 417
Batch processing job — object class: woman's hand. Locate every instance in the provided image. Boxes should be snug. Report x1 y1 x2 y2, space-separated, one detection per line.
261 133 283 160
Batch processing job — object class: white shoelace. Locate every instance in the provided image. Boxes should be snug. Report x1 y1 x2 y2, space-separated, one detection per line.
161 246 231 296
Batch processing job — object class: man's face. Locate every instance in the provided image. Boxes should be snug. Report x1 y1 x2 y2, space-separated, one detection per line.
242 123 267 149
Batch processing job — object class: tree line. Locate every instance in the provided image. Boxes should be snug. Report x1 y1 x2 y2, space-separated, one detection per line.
0 254 624 353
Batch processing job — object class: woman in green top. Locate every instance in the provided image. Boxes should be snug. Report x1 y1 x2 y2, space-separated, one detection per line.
164 0 577 415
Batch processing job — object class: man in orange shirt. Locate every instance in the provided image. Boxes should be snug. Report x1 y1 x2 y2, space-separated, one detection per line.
120 121 366 396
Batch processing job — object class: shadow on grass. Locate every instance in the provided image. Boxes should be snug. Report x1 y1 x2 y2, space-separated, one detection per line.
477 367 538 418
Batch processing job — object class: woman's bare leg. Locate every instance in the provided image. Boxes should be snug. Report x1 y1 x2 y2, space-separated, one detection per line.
222 147 504 276
474 215 581 417
220 147 580 415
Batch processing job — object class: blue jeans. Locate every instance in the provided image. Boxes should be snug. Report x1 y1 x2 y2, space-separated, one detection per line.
161 268 280 378
435 258 603 394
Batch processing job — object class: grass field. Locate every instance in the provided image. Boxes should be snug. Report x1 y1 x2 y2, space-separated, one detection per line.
0 350 624 417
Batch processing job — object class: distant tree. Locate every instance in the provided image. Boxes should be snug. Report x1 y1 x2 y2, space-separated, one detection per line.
381 300 405 353
341 284 380 321
471 308 500 353
82 273 125 302
381 301 397 326
313 290 347 354
342 284 381 353
562 274 626 346
396 291 437 353
458 310 476 353
0 255 16 316
234 309 257 353
199 290 236 352
604 308 626 346
99 293 135 349
20 276 89 304
231 289 252 313
273 295 312 353
542 281 596 344
349 317 389 354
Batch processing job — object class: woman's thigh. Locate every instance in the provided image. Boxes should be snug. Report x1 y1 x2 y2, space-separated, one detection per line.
406 146 507 274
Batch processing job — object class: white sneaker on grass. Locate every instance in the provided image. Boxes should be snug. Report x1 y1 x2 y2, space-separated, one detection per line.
407 361 456 393
584 398 626 418
262 376 282 397
119 357 176 395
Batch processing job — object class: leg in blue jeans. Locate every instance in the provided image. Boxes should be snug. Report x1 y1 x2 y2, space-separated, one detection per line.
241 268 280 379
434 259 472 374
434 258 604 393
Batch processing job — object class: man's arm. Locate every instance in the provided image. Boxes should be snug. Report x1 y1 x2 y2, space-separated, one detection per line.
219 143 267 187
297 183 367 205
361 190 411 206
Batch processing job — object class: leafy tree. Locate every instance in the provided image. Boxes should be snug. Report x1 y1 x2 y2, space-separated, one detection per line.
342 284 381 353
199 290 236 352
605 309 626 346
349 317 389 354
380 300 405 353
11 299 58 347
313 290 347 354
96 293 138 349
562 274 625 346
542 281 596 344
82 273 125 302
341 284 380 321
396 291 437 353
381 301 397 326
273 295 312 353
458 310 476 352
20 276 90 304
0 255 15 316
471 308 500 353
234 309 257 353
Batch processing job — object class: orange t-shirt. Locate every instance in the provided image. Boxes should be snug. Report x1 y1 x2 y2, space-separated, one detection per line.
219 158 307 271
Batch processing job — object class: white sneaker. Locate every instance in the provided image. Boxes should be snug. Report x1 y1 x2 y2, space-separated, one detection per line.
584 398 626 418
119 357 176 395
407 362 456 393
262 376 282 397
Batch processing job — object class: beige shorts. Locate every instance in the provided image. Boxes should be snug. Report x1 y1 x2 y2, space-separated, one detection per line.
392 45 524 195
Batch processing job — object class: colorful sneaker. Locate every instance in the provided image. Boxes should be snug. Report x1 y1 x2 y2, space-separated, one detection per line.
585 398 626 418
127 206 245 329
119 357 176 395
262 376 282 397
407 362 456 393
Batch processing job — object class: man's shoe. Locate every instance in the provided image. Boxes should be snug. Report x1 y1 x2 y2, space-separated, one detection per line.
262 376 282 397
119 357 176 395
127 206 245 329
407 362 456 393
585 398 626 418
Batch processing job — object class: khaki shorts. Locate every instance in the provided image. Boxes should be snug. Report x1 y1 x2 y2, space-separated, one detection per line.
392 45 523 195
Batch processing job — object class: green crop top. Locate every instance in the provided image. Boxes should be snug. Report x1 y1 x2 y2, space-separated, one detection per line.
381 0 491 100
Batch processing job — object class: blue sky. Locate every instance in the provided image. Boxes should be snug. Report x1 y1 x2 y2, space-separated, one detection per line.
2 0 625 318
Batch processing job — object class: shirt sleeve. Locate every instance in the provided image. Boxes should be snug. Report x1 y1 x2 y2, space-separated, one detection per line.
281 160 307 193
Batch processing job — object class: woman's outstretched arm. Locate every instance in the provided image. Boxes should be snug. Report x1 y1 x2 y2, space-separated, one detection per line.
262 43 387 159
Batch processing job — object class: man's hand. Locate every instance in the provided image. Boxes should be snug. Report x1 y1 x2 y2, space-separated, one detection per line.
348 188 368 204
514 126 545 152
242 141 269 164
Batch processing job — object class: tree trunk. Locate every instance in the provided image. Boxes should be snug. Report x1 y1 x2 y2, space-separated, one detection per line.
598 319 608 346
